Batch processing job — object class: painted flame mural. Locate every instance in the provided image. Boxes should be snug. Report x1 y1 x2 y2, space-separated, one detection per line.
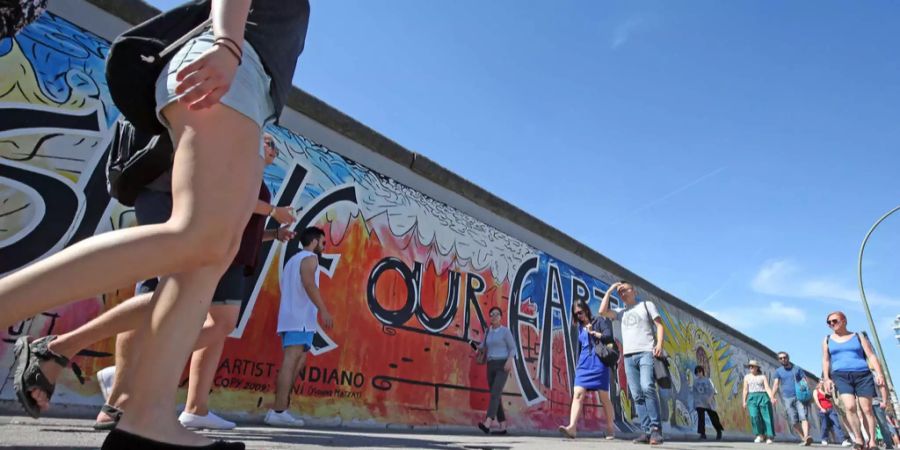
0 12 809 437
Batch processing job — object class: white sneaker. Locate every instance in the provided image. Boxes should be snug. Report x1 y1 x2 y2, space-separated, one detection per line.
841 440 852 447
264 409 304 427
766 438 774 444
821 441 829 446
178 411 236 430
96 366 116 402
755 436 764 443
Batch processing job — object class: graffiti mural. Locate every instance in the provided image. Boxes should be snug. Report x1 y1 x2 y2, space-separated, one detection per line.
1 11 808 436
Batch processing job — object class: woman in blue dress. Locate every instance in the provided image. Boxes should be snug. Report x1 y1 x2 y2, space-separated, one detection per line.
558 300 616 439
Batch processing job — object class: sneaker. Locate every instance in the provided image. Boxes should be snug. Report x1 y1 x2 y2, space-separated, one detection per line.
766 438 774 444
264 409 304 427
822 441 829 446
649 430 664 445
755 436 764 443
633 434 651 444
178 411 236 430
841 440 852 447
96 366 116 402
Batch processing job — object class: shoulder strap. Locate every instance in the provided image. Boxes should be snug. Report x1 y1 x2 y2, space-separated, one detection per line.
643 302 657 346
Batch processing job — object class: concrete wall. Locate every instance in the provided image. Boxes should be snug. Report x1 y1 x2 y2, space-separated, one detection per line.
0 0 812 437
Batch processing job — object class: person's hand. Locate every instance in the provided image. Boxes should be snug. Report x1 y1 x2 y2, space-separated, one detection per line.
771 396 778 405
504 360 513 372
875 373 885 387
585 323 593 332
653 344 662 358
320 310 334 329
275 227 295 242
820 408 828 414
271 206 295 225
608 282 622 294
742 401 747 410
175 42 241 110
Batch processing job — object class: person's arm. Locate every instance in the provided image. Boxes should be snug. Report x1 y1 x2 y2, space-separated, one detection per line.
764 376 776 402
254 200 295 225
860 333 886 387
598 282 620 319
653 317 664 357
822 337 833 392
503 328 516 372
176 0 252 110
742 377 749 409
771 375 781 399
262 227 295 243
300 255 333 328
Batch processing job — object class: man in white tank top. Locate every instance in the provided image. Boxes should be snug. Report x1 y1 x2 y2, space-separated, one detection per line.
265 226 334 427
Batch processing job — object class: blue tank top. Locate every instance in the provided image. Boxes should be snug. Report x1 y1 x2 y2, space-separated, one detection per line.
828 334 869 372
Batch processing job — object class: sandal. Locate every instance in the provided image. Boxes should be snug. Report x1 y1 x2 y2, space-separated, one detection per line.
13 336 70 418
477 422 490 434
557 425 575 439
93 404 123 431
490 429 508 435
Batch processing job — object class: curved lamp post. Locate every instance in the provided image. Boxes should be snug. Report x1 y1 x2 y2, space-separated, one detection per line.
858 205 900 408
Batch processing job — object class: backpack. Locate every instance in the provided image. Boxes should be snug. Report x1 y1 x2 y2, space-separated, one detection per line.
106 118 173 206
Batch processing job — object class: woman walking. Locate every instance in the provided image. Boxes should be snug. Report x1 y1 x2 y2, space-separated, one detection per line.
814 377 852 446
4 1 310 448
475 306 516 435
693 365 724 440
742 360 776 444
557 300 616 440
822 311 888 450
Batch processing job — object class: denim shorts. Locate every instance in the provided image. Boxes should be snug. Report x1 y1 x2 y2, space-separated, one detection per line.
280 331 314 351
155 29 275 145
832 370 876 398
782 396 809 424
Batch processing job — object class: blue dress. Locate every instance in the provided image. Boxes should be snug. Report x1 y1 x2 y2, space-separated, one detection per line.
573 326 610 391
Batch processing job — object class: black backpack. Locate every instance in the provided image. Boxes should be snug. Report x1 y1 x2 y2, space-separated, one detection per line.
106 118 173 206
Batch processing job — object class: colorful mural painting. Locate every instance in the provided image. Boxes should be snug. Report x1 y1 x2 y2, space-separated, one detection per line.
1 10 809 437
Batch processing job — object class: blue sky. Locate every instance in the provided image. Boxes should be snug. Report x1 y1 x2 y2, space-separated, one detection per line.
146 1 900 380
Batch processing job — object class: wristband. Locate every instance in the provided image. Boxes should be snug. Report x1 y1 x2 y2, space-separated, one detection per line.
268 205 276 217
213 41 242 65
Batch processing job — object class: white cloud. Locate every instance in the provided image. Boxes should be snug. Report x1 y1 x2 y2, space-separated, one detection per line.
706 301 806 331
751 259 900 308
611 18 644 50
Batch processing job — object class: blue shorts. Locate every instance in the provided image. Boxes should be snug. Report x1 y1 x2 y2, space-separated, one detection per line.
782 396 809 425
832 370 876 398
155 29 275 151
280 331 314 350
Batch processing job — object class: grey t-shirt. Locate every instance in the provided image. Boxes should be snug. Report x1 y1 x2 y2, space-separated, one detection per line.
616 301 660 355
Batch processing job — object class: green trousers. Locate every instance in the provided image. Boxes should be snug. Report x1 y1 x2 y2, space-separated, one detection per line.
747 392 775 437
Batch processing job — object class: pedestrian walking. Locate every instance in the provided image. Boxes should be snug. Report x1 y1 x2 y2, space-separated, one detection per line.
475 306 516 435
743 360 776 444
599 281 665 445
814 379 852 446
821 311 888 450
693 365 724 440
772 351 814 445
558 300 616 440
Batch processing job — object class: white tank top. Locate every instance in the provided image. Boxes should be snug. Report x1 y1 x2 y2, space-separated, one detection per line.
745 373 767 393
277 250 320 333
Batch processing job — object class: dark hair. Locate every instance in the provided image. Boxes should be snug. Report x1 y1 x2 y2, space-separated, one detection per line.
299 227 325 246
777 351 789 359
489 306 502 316
571 300 593 325
694 365 705 375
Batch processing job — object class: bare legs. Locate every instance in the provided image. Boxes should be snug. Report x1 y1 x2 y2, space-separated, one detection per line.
273 346 307 411
183 305 240 415
560 388 615 438
598 389 616 436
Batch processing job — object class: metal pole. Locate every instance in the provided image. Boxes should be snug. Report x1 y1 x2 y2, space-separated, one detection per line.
858 204 900 410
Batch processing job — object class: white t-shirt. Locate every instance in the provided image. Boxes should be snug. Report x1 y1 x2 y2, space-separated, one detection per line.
277 250 320 333
616 301 661 355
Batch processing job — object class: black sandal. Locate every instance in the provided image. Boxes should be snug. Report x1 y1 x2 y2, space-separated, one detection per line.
93 404 123 431
101 428 245 449
13 336 70 418
477 422 490 434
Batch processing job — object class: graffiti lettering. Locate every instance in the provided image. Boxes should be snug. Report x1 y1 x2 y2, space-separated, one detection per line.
367 257 487 341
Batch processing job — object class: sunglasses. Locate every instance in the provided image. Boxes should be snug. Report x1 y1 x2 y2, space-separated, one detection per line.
575 310 585 316
826 319 840 326
778 356 787 360
490 312 501 318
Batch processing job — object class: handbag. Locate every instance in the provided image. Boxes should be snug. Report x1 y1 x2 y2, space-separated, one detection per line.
105 0 211 134
590 317 620 367
106 118 173 206
644 302 672 389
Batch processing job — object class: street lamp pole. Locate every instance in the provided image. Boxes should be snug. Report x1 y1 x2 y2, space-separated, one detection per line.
858 205 900 409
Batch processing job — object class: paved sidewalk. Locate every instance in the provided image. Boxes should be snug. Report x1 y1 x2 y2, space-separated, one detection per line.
0 414 838 450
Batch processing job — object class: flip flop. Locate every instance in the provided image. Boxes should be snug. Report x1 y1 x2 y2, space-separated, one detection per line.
13 336 69 419
557 425 575 439
93 404 123 431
